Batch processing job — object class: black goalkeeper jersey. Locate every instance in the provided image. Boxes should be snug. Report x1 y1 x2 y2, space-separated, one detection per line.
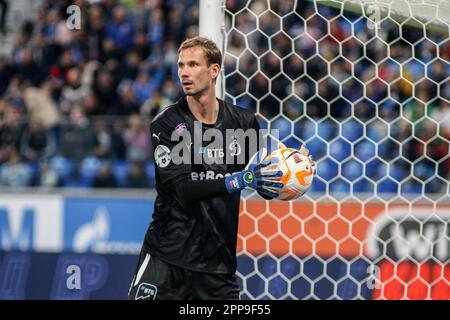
143 96 260 274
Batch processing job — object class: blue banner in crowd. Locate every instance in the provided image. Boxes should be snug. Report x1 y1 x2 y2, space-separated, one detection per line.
64 197 153 254
0 195 153 254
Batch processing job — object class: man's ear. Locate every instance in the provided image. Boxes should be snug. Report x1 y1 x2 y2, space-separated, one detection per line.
210 63 220 80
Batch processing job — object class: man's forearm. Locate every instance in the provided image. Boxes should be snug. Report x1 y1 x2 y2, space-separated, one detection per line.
174 176 230 204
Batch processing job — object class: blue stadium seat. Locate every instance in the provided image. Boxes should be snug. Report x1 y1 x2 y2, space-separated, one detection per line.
389 163 408 182
330 138 351 161
112 161 130 188
294 119 315 141
330 179 350 193
311 177 326 192
414 163 434 181
403 59 425 81
377 178 398 194
317 120 336 141
353 178 372 193
49 155 75 184
342 119 363 142
366 126 381 142
27 161 40 185
79 156 102 187
317 157 339 181
365 158 385 178
342 160 363 181
305 137 327 159
402 181 422 194
271 117 291 141
355 140 375 162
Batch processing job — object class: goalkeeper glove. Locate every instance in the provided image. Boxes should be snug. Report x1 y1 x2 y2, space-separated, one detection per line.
255 143 316 200
225 148 283 198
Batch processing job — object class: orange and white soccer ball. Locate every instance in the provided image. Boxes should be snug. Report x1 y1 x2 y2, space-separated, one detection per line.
265 144 315 200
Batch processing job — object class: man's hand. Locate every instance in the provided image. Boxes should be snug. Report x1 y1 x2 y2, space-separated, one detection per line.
225 148 283 198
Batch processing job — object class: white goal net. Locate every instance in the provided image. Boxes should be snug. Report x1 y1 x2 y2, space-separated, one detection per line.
220 0 450 299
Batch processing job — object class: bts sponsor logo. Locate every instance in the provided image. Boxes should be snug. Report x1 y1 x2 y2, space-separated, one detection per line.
0 196 63 252
198 146 224 159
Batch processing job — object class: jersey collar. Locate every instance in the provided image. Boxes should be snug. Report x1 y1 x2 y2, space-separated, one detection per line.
179 95 224 128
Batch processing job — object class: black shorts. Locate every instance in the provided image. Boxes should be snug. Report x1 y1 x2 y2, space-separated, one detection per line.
128 250 240 300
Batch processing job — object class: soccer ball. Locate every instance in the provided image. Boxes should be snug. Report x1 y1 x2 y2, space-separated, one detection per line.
265 146 315 200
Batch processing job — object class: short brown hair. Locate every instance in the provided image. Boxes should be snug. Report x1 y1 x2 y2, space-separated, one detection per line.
178 36 222 67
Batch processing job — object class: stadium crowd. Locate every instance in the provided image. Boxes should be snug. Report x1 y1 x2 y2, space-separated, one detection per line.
0 0 448 194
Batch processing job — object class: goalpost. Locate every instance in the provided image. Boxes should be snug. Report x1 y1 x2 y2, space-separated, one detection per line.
200 0 450 299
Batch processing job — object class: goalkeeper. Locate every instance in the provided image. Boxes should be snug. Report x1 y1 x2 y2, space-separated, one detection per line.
128 36 310 300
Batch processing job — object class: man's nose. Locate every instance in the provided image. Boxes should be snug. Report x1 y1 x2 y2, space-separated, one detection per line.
180 69 189 78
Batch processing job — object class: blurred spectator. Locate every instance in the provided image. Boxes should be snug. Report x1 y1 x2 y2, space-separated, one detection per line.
92 162 117 188
166 4 185 44
163 40 179 80
132 70 156 105
86 4 106 61
127 160 149 189
0 0 9 36
129 0 150 32
36 159 61 187
140 88 172 117
20 119 56 162
68 29 89 65
123 114 150 161
23 82 61 129
110 118 127 161
0 148 31 187
15 48 44 87
1 76 26 110
120 50 141 80
92 118 112 159
160 78 180 102
82 91 100 115
0 57 12 96
431 100 450 138
100 0 118 23
105 5 134 55
130 31 150 61
146 8 164 50
0 103 25 163
59 106 97 161
60 67 89 114
116 80 140 115
92 68 119 114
